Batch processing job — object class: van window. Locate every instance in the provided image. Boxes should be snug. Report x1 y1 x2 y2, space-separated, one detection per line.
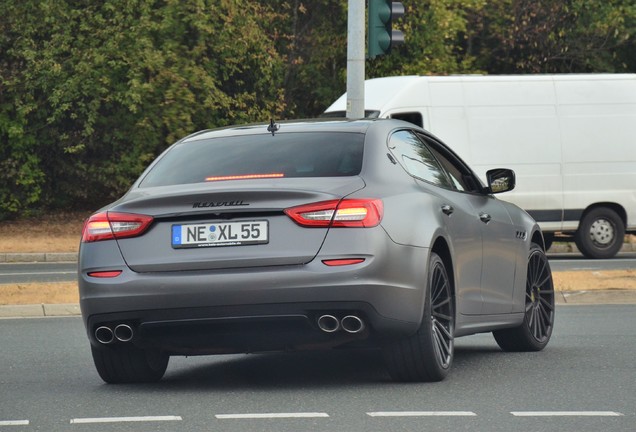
390 112 423 128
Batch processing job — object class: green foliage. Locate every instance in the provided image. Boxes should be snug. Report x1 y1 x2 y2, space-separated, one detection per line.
259 0 348 117
0 0 286 217
367 0 486 77
1 0 635 218
466 0 636 73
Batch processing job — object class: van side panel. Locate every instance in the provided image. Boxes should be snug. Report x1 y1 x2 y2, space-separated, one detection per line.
557 77 636 231
426 78 565 230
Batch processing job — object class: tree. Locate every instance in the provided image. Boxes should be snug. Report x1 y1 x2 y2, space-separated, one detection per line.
0 0 286 217
367 0 487 77
466 0 636 73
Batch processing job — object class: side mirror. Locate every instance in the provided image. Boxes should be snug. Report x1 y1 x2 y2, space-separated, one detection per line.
486 168 515 194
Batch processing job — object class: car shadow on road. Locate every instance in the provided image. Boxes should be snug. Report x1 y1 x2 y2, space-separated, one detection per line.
92 341 509 391
160 349 392 390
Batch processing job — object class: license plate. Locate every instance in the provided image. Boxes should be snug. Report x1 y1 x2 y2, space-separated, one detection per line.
171 221 268 249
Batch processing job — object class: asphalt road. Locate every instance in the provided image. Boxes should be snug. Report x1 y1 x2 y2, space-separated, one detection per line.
1 253 635 285
0 262 77 284
1 305 634 431
548 252 636 271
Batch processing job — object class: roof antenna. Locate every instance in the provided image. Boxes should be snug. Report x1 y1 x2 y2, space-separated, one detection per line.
267 118 279 136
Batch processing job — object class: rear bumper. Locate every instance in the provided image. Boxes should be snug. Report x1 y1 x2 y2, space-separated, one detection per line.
80 238 429 353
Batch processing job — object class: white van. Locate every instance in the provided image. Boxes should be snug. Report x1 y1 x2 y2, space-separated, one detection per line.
324 74 636 258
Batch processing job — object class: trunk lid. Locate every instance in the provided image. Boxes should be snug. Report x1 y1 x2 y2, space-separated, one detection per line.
111 177 365 272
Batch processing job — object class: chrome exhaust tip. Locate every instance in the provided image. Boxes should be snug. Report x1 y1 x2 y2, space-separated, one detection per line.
317 315 341 333
341 315 365 334
114 324 134 343
95 326 114 344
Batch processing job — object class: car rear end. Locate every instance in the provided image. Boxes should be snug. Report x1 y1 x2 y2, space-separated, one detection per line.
79 121 428 355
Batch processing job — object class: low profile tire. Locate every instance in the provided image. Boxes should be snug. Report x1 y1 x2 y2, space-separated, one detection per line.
91 344 169 384
575 207 624 259
382 252 454 382
493 243 555 352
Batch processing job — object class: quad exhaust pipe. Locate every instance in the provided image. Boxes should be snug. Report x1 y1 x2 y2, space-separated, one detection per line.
114 324 134 342
95 324 134 344
317 314 365 334
317 315 340 333
341 315 365 333
95 326 114 344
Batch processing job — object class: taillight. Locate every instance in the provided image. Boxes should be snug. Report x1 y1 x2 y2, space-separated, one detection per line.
285 199 383 228
81 212 154 243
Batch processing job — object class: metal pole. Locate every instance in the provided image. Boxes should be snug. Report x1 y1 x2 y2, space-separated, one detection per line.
346 0 365 119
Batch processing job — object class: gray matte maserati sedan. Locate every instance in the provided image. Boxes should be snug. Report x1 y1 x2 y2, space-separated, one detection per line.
79 118 555 383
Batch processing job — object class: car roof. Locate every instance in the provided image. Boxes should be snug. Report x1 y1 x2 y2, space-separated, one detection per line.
181 119 378 143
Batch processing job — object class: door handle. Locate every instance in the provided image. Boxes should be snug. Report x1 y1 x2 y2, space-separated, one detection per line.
479 212 492 224
441 204 454 215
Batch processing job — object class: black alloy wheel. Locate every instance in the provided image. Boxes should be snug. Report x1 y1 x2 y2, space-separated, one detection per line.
430 257 454 368
383 252 455 382
493 243 555 351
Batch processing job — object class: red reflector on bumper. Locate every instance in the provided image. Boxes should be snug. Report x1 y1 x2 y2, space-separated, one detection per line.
87 271 122 278
322 259 365 266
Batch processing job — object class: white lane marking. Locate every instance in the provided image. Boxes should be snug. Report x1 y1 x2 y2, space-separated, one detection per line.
511 411 623 417
0 420 29 426
216 413 330 419
70 416 182 424
367 411 477 417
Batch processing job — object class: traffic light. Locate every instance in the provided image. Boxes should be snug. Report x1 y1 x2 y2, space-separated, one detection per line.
368 0 405 58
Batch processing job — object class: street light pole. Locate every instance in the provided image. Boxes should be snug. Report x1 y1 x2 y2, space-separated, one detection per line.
346 0 365 119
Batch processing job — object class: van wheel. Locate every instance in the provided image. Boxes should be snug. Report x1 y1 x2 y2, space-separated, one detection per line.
382 252 454 382
575 207 624 259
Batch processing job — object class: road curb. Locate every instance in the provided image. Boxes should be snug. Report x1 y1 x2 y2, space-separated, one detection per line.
0 303 80 318
558 289 636 305
549 242 636 254
0 252 78 263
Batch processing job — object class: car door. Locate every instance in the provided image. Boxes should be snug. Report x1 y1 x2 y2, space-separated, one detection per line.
422 135 518 315
388 130 484 315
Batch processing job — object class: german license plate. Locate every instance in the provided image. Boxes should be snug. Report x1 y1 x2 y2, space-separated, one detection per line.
171 221 268 248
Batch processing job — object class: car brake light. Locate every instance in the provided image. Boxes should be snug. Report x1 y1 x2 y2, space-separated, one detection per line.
81 212 154 243
87 270 123 278
285 199 383 228
322 259 365 266
205 173 284 182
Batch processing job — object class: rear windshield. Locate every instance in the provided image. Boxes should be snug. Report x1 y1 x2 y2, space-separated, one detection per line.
139 132 365 187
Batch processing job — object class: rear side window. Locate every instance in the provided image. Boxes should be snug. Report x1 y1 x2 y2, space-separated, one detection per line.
388 130 452 188
140 132 364 187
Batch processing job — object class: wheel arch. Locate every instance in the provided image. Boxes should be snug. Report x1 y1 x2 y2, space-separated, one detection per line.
580 202 627 229
531 229 546 251
431 236 456 303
